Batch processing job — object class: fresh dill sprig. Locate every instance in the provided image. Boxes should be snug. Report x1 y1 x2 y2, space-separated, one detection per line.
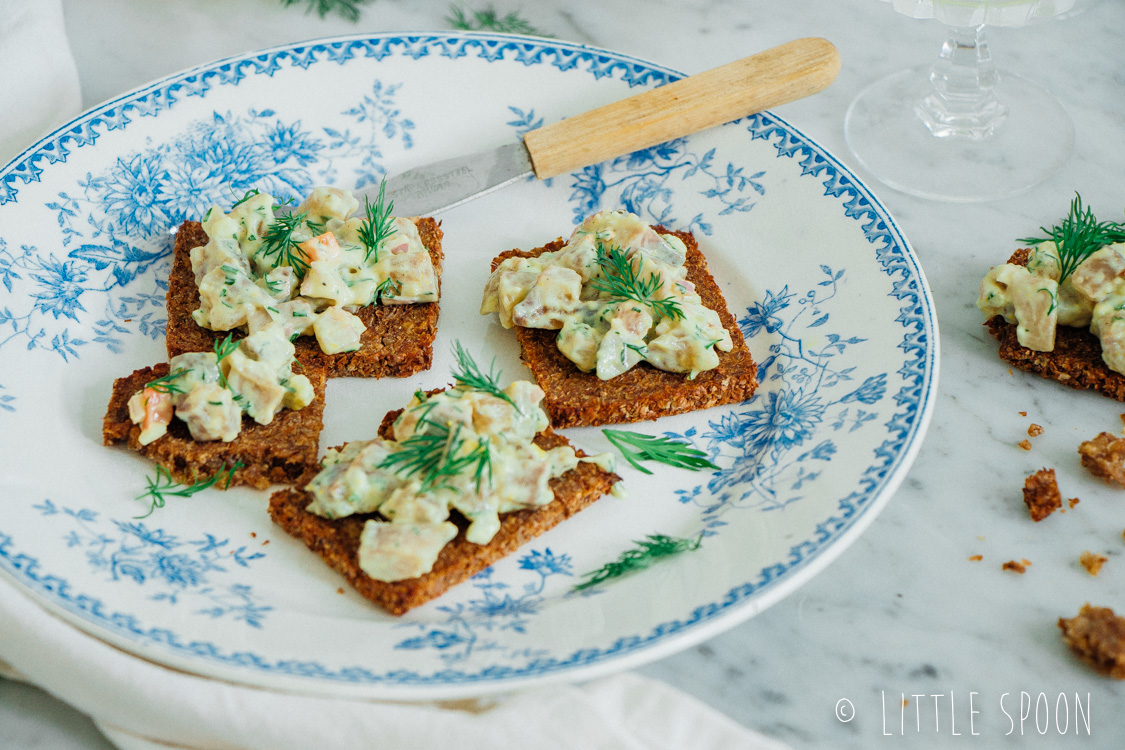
259 211 313 278
378 421 491 492
573 533 703 592
1018 194 1125 283
602 429 719 475
375 277 402 301
278 0 373 22
135 462 243 519
229 187 261 209
590 243 684 321
144 368 188 395
213 334 246 408
358 180 395 264
446 4 549 36
451 341 518 410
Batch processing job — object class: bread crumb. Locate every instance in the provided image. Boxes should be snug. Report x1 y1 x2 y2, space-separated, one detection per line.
1070 497 1080 508
337 587 345 595
1018 439 1032 450
1120 412 1125 427
969 554 983 562
1079 432 1125 488
902 698 909 707
1058 604 1125 679
1019 411 1027 417
262 540 269 546
1081 551 1108 577
1028 423 1044 437
250 532 257 538
1022 558 1032 566
1003 560 1027 574
1023 468 1062 522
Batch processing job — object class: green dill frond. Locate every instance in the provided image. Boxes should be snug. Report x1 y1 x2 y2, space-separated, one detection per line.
1018 194 1125 283
602 429 719 475
144 368 188 395
229 187 261 209
135 462 243 518
451 341 518 410
446 4 549 36
375 276 402 301
358 179 395 264
259 211 313 278
573 533 703 591
277 0 372 22
378 421 492 493
589 243 684 321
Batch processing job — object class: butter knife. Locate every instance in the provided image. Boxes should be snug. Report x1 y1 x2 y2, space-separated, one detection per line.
384 37 841 217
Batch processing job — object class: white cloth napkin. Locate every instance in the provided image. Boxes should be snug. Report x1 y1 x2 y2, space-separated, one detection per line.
0 0 81 167
0 574 790 750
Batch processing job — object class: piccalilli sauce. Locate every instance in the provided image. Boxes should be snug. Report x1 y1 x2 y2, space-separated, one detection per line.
190 187 438 355
480 210 733 380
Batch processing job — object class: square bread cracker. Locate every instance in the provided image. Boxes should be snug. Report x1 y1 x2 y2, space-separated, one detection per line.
268 409 619 615
165 217 443 378
103 361 328 490
490 226 758 428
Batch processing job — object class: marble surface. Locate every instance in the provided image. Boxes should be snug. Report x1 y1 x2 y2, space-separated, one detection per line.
4 0 1125 746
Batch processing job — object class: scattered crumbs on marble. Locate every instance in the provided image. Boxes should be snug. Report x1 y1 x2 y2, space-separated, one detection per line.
1070 497 1080 508
1003 560 1028 574
969 554 983 562
261 539 269 546
1028 423 1044 437
336 587 344 595
1018 439 1032 450
1019 410 1027 417
902 698 910 708
1023 467 1061 521
978 535 986 541
250 532 257 538
1080 551 1108 577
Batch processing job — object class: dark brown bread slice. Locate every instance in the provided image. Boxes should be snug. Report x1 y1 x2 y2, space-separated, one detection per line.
103 362 328 490
491 227 758 428
984 247 1125 400
166 217 444 378
268 407 620 615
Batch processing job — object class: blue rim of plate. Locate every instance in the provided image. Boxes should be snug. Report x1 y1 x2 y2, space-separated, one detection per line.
0 31 938 693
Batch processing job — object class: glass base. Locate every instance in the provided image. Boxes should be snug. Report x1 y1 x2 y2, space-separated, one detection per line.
844 66 1074 203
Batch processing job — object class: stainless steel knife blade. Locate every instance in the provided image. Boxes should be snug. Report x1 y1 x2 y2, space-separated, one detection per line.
377 38 840 217
384 142 533 217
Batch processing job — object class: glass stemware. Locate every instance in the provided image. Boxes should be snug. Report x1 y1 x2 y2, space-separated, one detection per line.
845 0 1075 202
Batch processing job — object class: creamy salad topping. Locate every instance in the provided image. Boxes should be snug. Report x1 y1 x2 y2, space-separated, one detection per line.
480 210 733 380
304 372 612 582
128 323 313 445
190 186 437 355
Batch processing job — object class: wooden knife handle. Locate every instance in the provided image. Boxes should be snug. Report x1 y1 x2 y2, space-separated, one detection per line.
522 37 841 180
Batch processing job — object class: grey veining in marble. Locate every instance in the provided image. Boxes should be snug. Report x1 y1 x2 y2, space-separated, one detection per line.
4 0 1125 747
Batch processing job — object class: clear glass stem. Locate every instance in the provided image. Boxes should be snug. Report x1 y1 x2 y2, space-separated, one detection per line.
915 25 1007 139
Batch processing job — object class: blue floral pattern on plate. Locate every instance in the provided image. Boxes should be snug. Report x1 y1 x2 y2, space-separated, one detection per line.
0 32 936 699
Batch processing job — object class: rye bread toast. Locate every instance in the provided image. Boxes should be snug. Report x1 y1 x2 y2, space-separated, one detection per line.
491 227 757 428
103 362 328 489
984 248 1125 400
165 218 444 378
268 407 619 615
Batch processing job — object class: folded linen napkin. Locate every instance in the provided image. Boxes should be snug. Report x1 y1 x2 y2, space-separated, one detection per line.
0 575 790 750
0 0 81 167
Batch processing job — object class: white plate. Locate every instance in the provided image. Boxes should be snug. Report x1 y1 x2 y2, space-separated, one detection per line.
0 32 937 700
